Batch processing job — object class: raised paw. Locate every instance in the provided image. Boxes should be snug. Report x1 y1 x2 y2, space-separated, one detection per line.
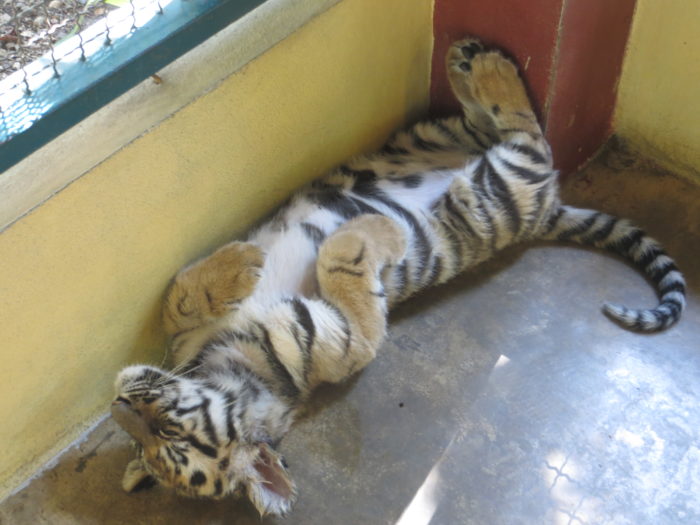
163 241 264 334
447 37 484 73
321 215 406 273
447 37 537 131
316 215 405 361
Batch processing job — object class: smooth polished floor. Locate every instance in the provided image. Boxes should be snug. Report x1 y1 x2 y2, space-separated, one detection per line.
2 145 699 525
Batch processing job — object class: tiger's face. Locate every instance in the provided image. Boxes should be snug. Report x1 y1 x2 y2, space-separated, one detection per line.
112 365 296 516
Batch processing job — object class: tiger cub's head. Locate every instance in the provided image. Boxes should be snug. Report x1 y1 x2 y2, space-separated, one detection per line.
112 365 296 517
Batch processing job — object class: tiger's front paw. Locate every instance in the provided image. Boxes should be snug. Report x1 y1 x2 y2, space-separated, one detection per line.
122 459 158 493
163 241 264 334
320 215 406 273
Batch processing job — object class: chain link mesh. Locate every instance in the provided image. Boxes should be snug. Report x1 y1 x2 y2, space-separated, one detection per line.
0 0 171 142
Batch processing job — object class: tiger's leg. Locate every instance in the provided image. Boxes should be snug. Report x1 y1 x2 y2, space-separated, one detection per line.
446 38 552 165
315 215 406 377
439 38 559 249
163 241 264 335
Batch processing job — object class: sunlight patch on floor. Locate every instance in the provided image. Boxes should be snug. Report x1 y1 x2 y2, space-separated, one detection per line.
395 436 460 525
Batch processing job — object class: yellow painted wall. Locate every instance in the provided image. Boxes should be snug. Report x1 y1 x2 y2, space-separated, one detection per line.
615 0 700 179
0 0 433 497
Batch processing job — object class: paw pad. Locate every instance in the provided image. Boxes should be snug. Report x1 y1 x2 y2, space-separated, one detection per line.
460 42 483 60
449 38 485 75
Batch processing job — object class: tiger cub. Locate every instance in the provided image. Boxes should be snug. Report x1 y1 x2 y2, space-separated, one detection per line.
111 38 686 516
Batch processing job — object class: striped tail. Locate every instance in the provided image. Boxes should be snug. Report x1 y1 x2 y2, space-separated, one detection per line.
542 205 686 332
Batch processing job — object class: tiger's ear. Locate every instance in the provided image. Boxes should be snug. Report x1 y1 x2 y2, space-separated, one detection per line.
245 443 296 517
122 458 158 493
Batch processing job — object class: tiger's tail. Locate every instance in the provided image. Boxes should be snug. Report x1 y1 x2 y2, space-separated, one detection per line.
541 205 686 332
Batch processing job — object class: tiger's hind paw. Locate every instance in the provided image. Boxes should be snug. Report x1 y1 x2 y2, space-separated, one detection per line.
446 37 485 74
447 37 537 131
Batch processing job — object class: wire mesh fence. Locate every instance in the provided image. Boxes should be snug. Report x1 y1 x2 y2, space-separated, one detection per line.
1 0 168 88
1 0 115 82
0 0 264 172
0 0 168 149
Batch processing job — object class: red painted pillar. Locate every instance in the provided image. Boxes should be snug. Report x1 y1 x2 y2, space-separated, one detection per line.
431 0 636 175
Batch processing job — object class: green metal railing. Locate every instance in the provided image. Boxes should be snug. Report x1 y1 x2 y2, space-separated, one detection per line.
0 0 267 173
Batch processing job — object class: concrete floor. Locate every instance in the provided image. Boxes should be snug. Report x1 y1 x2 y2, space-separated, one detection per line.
2 146 699 525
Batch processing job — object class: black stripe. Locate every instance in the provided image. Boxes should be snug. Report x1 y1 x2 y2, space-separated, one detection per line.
498 127 530 135
132 368 165 385
176 404 203 416
612 229 645 256
472 158 488 196
165 446 180 465
426 256 443 287
662 298 683 316
501 158 549 184
485 158 521 235
647 261 679 286
311 184 385 221
351 187 432 281
389 174 423 188
433 120 462 145
459 117 489 150
650 309 666 327
254 323 301 400
342 167 379 196
352 170 383 201
632 312 647 331
471 162 497 250
659 281 686 296
637 246 666 270
582 216 617 245
444 220 465 265
544 207 565 235
529 184 550 234
186 436 217 459
443 193 478 241
327 266 365 277
199 398 219 447
558 212 600 241
410 128 446 151
351 244 366 264
393 261 410 299
348 195 384 215
223 392 237 442
171 445 190 466
310 188 364 220
190 330 257 376
288 298 315 382
505 142 547 164
301 222 326 248
382 143 410 155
